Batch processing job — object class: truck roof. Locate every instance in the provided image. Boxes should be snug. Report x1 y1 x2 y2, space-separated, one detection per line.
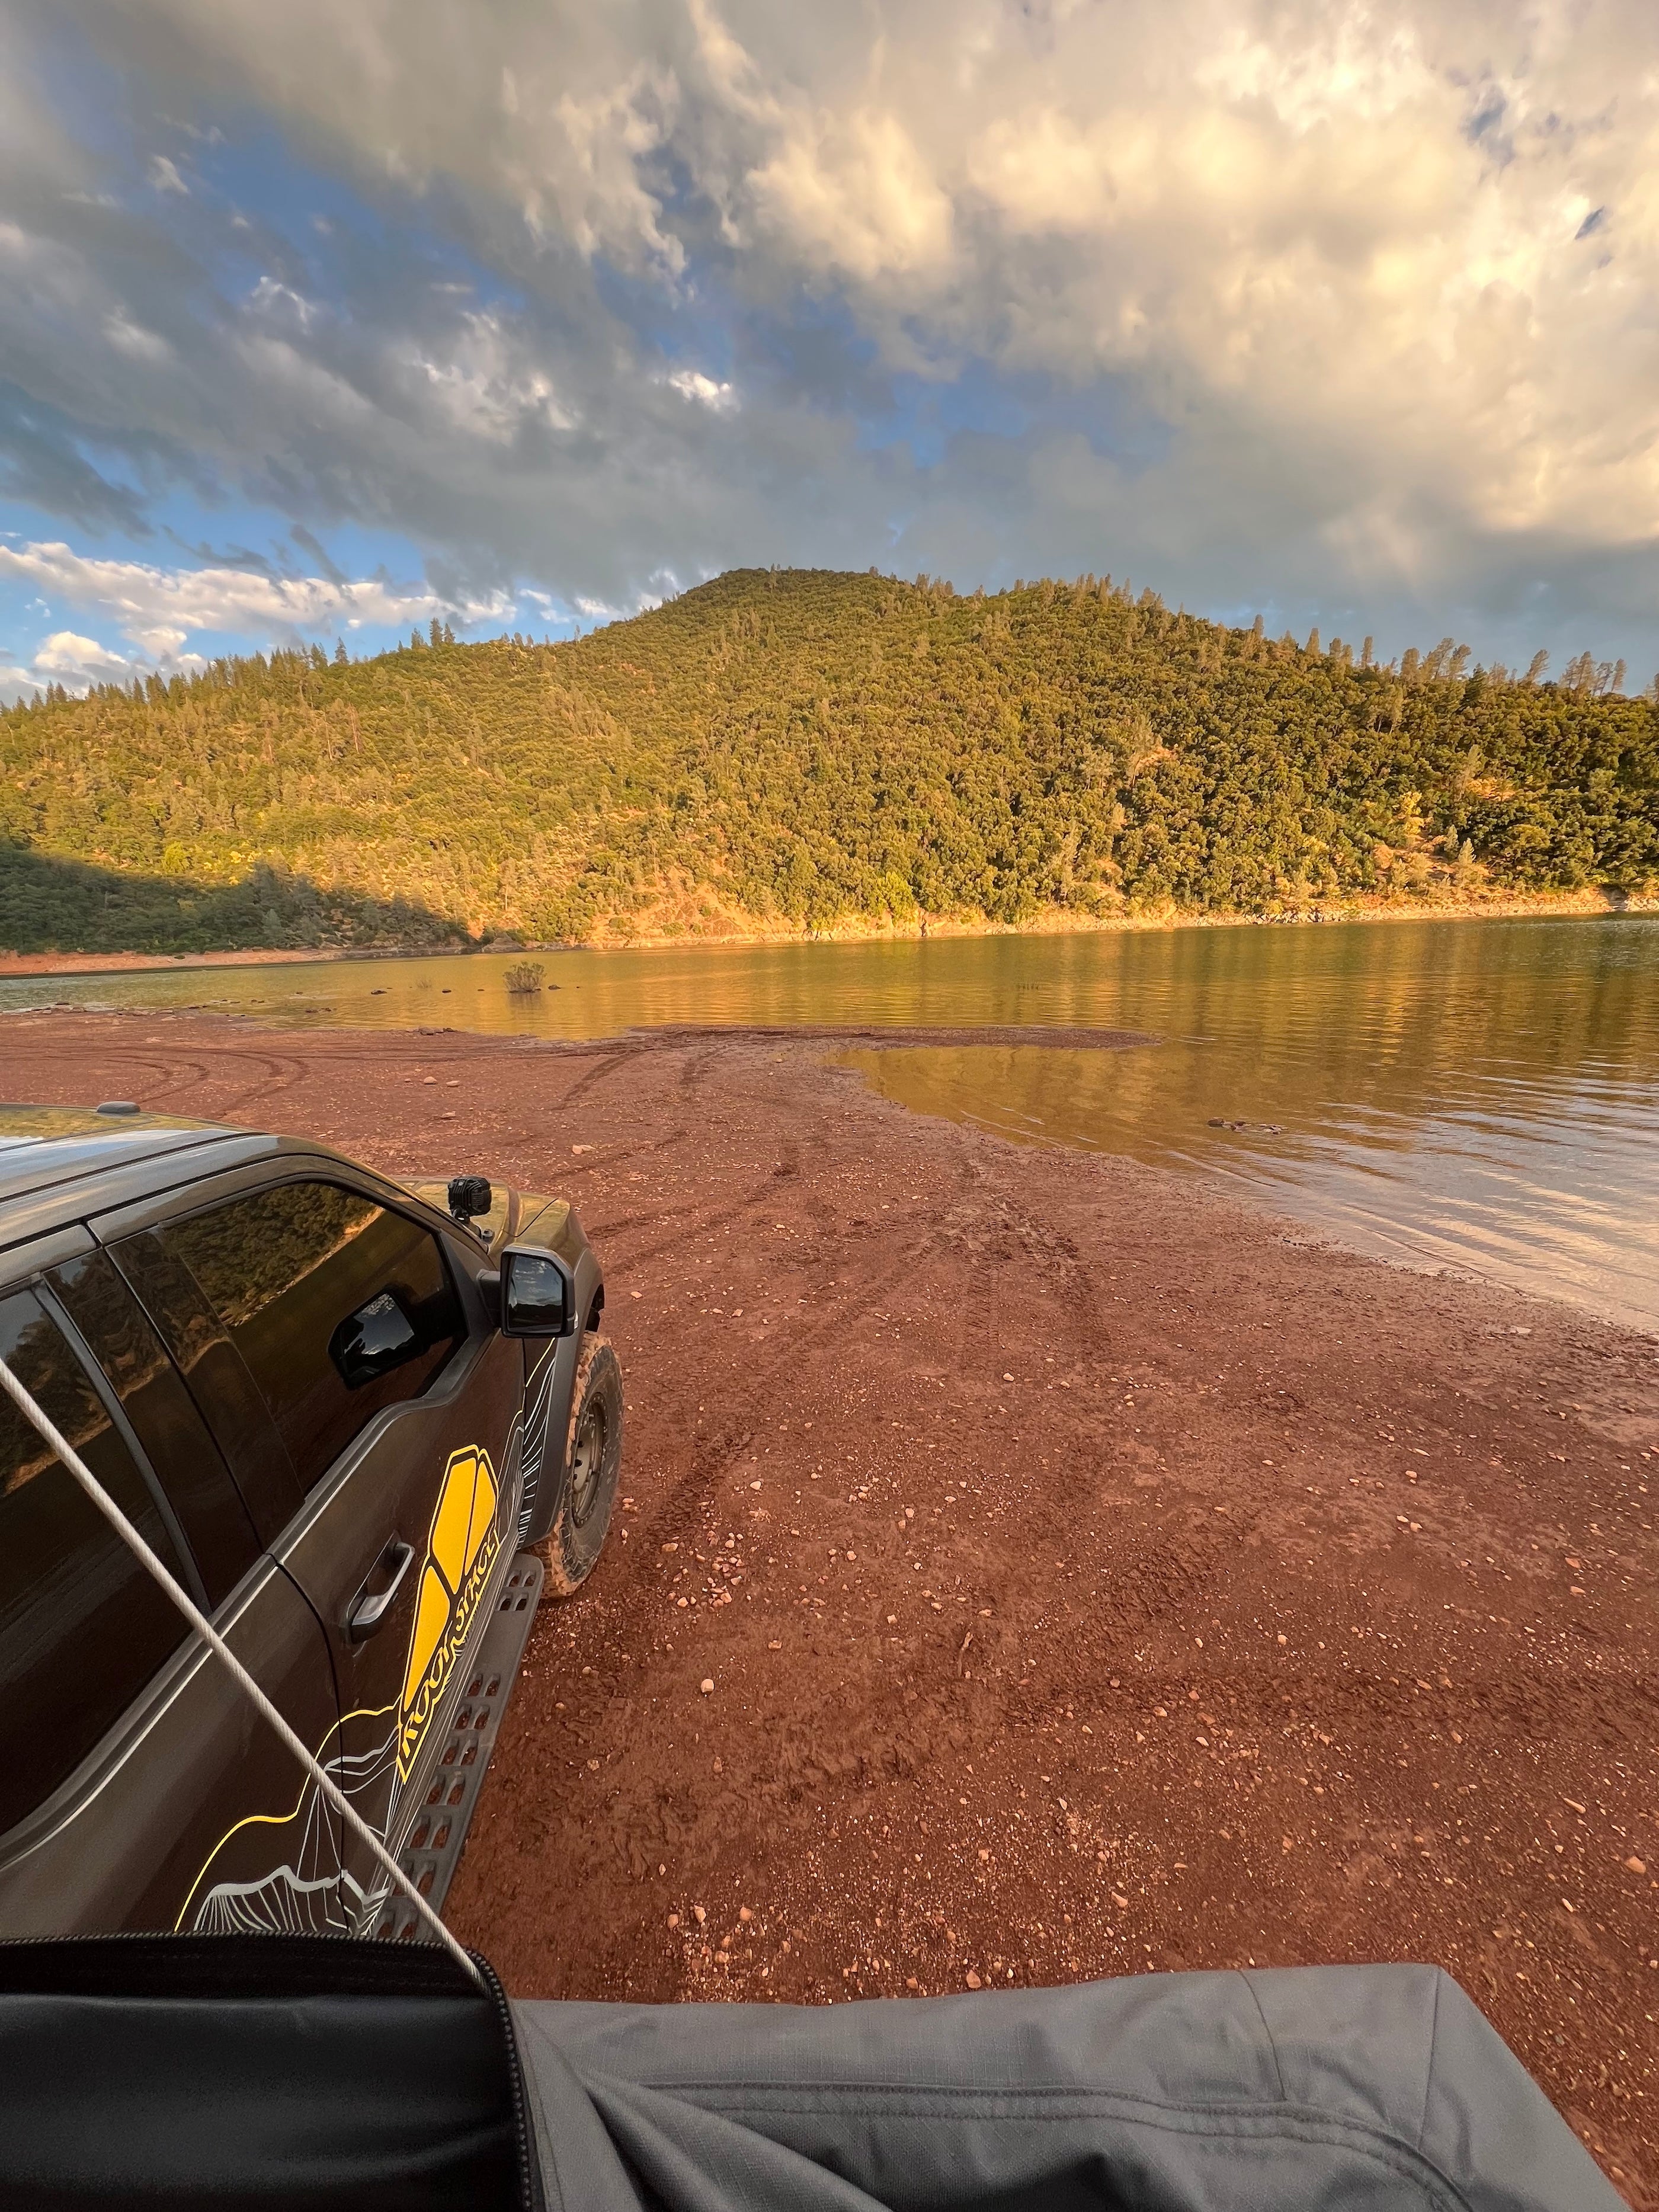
0 1103 251 1209
0 1105 508 1264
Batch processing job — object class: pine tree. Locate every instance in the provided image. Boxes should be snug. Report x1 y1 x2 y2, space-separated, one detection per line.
2 565 1653 949
334 640 347 666
1525 651 1549 685
430 617 443 651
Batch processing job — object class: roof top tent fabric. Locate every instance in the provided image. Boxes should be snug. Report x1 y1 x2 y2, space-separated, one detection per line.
0 1938 1624 2211
519 1963 1627 2210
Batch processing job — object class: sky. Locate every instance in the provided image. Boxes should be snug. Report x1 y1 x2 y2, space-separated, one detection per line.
2 0 1657 702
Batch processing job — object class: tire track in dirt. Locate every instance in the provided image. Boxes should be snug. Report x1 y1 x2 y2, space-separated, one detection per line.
180 1046 314 1123
6 1012 1655 2203
543 1045 649 1115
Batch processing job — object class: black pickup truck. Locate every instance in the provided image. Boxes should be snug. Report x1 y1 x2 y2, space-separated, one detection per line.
0 1103 622 1939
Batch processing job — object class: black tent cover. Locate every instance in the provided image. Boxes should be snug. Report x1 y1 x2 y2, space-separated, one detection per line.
0 1935 1624 2210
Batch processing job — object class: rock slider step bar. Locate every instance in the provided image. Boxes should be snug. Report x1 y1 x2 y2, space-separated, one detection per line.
374 1552 545 1939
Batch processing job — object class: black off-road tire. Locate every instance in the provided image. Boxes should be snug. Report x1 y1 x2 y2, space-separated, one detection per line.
539 1334 623 1597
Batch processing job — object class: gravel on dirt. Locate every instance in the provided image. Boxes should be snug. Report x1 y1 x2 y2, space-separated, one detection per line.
8 1010 1657 2207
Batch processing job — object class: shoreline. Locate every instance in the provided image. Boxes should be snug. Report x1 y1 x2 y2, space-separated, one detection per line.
576 883 1652 951
0 944 419 978
1 883 1650 981
5 1011 1655 2203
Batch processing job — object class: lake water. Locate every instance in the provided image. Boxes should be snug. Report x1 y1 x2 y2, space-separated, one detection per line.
4 917 1656 1334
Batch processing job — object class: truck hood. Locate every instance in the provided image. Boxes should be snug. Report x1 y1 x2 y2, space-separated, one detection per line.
395 1177 569 1253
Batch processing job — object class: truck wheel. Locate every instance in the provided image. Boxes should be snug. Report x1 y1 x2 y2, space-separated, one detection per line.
539 1334 623 1597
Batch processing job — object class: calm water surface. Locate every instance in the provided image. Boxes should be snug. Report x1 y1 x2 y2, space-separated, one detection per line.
4 917 1655 1333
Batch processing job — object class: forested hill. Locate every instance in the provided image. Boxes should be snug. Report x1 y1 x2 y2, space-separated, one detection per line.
2 567 1655 955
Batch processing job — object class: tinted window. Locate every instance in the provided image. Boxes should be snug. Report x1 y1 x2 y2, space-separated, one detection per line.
162 1183 463 1493
50 1250 261 1607
110 1232 302 1546
0 1289 189 1836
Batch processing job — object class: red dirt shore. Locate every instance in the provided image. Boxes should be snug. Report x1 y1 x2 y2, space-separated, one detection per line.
0 946 361 975
8 1011 1658 2204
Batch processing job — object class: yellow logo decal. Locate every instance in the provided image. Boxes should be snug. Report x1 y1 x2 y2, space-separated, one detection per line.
398 1445 501 1779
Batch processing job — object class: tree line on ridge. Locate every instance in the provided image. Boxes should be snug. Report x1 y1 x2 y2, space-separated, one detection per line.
2 567 1654 953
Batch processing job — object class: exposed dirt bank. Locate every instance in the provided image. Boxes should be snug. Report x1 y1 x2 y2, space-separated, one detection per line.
575 883 1652 949
0 946 380 977
7 1011 1657 2205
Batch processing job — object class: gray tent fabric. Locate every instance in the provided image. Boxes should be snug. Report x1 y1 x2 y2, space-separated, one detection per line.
514 1964 1623 2211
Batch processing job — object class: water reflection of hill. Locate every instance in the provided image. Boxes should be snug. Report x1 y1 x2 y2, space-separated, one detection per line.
2 913 1654 1330
836 917 1659 1333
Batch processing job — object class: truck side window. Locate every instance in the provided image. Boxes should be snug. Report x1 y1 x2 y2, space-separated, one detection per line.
161 1183 463 1494
111 1231 303 1544
0 1288 189 1838
49 1250 262 1607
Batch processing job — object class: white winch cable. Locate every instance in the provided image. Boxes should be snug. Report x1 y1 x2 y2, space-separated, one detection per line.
0 1350 485 1992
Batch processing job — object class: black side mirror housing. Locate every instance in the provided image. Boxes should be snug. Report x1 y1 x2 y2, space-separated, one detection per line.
488 1245 577 1337
328 1289 419 1388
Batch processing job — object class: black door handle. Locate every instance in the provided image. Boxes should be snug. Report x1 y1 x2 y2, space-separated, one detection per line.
348 1539 415 1641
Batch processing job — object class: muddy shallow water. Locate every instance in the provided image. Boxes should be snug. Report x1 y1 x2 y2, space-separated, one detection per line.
5 914 1657 1331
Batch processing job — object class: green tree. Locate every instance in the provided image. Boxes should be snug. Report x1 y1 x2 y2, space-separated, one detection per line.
1 568 1652 953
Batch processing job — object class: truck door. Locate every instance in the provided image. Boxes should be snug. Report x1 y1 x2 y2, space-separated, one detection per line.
0 1234 340 1936
147 1174 521 1929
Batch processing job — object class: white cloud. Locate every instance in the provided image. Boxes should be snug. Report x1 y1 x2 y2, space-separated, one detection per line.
666 367 737 411
8 0 1659 666
103 312 171 362
0 628 134 702
550 67 686 273
148 152 188 193
747 104 955 280
411 312 578 438
247 273 318 329
33 628 134 676
0 542 510 661
0 626 215 702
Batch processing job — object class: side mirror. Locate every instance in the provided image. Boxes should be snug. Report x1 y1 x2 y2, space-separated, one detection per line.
329 1289 419 1388
492 1244 576 1337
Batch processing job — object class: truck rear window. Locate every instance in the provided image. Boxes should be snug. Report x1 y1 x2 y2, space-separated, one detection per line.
0 1290 188 1838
